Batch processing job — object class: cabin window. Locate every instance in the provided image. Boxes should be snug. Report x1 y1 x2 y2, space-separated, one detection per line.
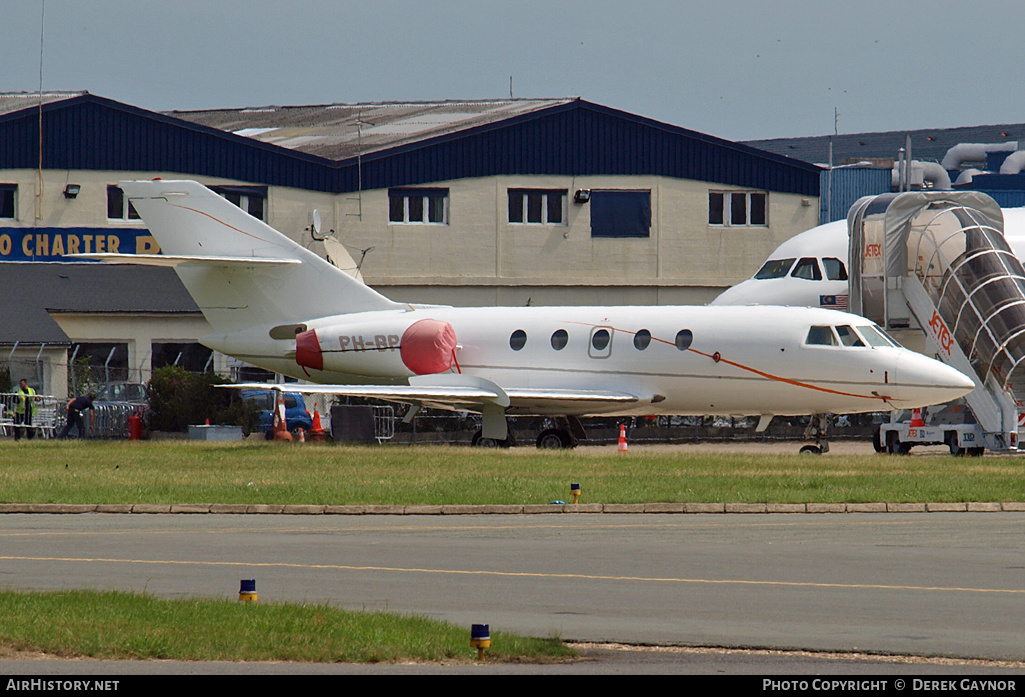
675 330 693 351
791 257 822 281
633 329 651 350
588 327 613 358
550 329 568 350
589 190 651 238
509 189 566 225
806 326 837 346
754 258 795 280
0 184 16 219
709 191 768 226
389 188 449 224
106 185 141 221
835 325 865 347
510 329 527 351
856 325 897 348
823 257 848 281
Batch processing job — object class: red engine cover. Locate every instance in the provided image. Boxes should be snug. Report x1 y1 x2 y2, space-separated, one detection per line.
295 329 324 371
400 319 457 375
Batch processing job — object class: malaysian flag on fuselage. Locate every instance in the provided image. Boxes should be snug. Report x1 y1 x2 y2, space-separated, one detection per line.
820 295 849 310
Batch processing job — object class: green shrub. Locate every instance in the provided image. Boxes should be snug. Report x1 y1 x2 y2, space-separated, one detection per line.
145 366 258 433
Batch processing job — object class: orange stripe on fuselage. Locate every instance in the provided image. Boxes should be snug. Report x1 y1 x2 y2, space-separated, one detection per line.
563 320 892 404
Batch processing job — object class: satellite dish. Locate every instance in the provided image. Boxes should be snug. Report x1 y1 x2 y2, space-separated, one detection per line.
323 236 365 284
310 209 323 239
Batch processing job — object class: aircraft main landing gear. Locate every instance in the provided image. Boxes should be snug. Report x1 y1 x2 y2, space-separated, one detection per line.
534 416 585 449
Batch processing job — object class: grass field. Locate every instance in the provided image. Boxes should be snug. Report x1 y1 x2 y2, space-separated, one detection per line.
0 590 573 663
0 439 1022 505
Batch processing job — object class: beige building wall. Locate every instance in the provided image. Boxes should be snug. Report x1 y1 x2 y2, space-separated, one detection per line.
2 167 818 311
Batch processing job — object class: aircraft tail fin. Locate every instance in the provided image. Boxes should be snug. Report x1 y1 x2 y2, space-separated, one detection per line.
117 180 401 331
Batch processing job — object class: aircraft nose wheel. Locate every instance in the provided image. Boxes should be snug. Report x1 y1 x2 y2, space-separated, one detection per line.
798 445 822 455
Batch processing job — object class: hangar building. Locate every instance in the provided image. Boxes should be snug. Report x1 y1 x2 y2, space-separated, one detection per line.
0 92 821 395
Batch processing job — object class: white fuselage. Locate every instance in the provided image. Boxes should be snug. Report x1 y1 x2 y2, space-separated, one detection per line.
203 304 974 417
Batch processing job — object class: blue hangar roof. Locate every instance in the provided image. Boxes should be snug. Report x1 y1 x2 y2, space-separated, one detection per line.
0 93 820 197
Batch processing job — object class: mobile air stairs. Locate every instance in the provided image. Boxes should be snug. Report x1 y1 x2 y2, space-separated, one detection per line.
848 191 1025 455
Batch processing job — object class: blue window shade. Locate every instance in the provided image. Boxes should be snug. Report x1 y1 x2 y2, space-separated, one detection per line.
590 190 651 238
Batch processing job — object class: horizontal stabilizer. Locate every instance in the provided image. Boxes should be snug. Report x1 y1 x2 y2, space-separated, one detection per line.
66 253 302 267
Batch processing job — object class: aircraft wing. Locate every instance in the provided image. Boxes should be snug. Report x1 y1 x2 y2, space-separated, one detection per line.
224 382 640 410
65 253 302 267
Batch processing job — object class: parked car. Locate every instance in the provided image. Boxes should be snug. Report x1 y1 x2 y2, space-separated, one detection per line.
240 390 312 439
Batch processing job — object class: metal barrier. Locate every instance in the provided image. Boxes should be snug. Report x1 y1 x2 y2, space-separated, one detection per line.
373 405 396 443
0 393 146 439
0 393 63 439
88 403 146 439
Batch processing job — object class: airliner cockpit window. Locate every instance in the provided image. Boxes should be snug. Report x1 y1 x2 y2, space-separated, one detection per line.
835 325 865 347
823 257 848 281
791 258 822 281
856 325 897 348
806 326 837 345
754 258 795 280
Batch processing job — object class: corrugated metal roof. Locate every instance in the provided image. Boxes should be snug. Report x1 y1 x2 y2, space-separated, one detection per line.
0 93 820 196
0 263 198 344
744 124 1025 166
169 99 575 160
0 91 89 117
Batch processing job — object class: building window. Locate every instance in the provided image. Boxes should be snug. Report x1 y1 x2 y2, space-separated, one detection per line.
0 184 16 219
508 189 566 225
107 185 140 221
152 342 214 373
709 191 768 227
389 188 449 224
589 190 651 238
209 185 268 221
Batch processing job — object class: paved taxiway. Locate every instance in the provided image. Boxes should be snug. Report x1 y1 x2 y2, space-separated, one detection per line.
1 512 1023 662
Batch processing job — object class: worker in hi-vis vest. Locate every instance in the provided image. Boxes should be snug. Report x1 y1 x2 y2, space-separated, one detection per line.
14 378 39 441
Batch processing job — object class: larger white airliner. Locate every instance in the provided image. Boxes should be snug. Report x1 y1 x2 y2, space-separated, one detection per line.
78 180 975 451
712 209 1025 309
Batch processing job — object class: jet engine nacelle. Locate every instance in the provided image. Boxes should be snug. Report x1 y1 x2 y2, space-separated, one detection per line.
296 316 458 378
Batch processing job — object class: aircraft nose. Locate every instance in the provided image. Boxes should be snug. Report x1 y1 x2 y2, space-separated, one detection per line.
894 351 976 407
711 280 760 305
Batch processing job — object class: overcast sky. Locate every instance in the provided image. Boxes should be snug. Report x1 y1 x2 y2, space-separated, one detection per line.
4 0 1024 142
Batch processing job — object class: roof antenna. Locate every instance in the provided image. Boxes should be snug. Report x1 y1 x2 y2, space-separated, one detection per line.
36 0 46 221
509 75 513 99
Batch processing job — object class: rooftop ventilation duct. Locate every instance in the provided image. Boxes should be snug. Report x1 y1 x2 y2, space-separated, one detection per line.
998 150 1025 175
941 142 1018 170
891 160 952 190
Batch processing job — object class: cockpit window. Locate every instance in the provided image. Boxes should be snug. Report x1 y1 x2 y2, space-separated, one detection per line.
856 325 897 348
835 325 865 347
823 257 848 281
754 258 795 280
806 326 837 346
791 257 822 281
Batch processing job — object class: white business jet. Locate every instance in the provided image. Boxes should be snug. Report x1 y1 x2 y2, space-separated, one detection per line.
79 180 974 452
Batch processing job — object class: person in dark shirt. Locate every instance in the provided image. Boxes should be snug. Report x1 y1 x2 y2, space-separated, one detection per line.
58 393 96 439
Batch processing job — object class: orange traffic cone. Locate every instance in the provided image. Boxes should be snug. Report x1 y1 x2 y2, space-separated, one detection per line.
297 427 305 443
910 408 924 427
308 410 327 442
272 394 293 442
617 424 628 453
